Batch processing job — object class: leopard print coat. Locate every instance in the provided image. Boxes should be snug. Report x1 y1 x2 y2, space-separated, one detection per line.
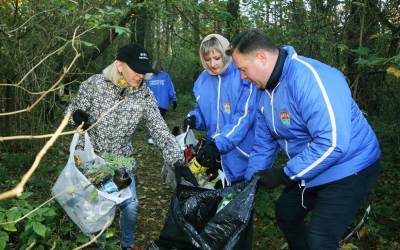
67 74 183 171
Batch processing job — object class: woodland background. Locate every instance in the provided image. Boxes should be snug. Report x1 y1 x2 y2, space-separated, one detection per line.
0 0 399 249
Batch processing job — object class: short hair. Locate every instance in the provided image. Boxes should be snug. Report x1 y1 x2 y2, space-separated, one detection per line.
200 37 230 64
226 29 277 56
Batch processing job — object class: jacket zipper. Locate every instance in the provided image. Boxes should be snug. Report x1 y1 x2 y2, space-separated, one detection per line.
269 83 292 161
216 75 228 183
216 75 221 133
269 84 279 137
285 140 291 159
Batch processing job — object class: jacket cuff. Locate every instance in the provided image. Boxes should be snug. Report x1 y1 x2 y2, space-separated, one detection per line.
244 169 257 181
281 168 294 185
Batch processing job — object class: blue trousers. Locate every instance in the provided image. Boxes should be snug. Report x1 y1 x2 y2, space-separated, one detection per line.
275 162 379 250
119 175 138 248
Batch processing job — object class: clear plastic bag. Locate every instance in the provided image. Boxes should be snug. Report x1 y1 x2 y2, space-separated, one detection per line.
175 128 198 150
52 132 131 235
161 128 199 189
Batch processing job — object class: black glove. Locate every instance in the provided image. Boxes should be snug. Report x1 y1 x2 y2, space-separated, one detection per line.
172 101 177 110
183 115 196 129
256 167 294 189
196 141 220 169
72 109 91 130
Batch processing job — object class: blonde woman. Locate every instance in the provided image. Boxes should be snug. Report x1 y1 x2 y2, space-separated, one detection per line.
67 44 183 250
183 35 261 248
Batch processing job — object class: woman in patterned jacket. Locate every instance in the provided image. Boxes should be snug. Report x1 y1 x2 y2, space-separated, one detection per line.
67 43 183 250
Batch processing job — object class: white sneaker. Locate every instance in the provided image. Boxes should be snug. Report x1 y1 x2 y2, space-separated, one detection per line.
147 138 155 145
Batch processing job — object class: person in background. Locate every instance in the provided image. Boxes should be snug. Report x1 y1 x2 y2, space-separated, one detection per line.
145 62 177 145
183 34 260 249
67 43 183 250
227 29 381 250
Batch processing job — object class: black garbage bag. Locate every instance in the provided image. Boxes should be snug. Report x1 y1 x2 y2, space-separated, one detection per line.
148 172 259 250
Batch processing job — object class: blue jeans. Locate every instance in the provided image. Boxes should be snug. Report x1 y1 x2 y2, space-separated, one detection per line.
275 162 379 250
119 174 138 248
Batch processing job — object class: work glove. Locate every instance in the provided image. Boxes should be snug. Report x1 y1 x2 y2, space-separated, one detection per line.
172 101 177 110
183 115 196 129
196 141 220 170
256 167 294 190
72 109 91 130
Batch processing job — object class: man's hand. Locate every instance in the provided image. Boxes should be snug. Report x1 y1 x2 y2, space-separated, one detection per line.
196 141 220 169
183 115 196 129
72 109 91 130
256 168 294 189
172 101 177 110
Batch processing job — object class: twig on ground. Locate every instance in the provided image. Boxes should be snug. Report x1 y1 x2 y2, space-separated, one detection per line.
73 219 112 250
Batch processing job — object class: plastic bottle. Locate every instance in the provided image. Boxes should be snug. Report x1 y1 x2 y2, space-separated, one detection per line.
216 193 235 213
99 178 118 193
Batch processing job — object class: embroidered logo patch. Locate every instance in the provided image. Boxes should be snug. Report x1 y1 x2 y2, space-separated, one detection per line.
280 111 290 126
223 103 231 114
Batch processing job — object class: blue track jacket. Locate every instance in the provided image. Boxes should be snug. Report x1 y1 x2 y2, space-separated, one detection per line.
146 71 177 110
246 46 381 187
188 62 260 183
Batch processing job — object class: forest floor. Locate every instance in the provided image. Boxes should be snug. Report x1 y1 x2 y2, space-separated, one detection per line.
132 126 175 247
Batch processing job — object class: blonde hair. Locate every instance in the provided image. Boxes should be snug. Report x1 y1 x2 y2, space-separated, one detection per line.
102 61 120 85
199 34 231 75
200 38 229 64
102 61 153 87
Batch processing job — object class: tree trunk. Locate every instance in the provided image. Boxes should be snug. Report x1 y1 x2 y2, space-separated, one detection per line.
226 0 240 40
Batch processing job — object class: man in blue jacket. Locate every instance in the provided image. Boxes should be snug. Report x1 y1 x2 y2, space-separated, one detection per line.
227 29 381 250
145 63 177 144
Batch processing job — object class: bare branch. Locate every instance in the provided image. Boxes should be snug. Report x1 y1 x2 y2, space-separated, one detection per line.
67 0 78 5
0 80 78 95
0 112 71 200
12 26 94 87
25 241 36 250
73 219 112 250
0 45 80 117
7 8 58 35
0 129 79 142
0 97 126 141
0 189 69 225
49 241 56 250
15 45 67 86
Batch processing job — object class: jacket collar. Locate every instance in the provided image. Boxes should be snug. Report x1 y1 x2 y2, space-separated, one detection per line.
266 47 288 91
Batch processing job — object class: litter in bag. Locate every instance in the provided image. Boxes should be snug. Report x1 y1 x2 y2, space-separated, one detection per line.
149 166 258 250
162 128 200 189
52 132 131 235
175 127 198 151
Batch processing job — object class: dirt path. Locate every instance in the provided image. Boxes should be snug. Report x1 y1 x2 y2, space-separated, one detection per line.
131 119 182 248
134 145 173 247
